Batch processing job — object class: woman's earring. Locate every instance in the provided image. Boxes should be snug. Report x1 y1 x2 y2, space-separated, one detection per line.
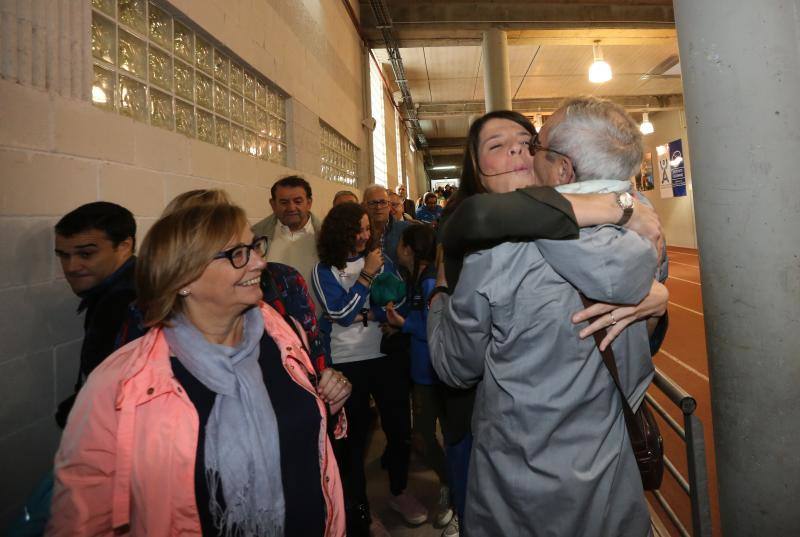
179 289 191 296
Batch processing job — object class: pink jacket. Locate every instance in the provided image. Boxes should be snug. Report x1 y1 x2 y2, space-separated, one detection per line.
47 303 346 536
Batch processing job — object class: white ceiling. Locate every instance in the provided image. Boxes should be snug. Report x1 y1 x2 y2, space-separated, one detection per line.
373 40 682 141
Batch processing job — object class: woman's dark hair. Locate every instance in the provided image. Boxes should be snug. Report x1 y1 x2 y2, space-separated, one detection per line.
317 202 368 269
399 224 436 287
444 110 536 218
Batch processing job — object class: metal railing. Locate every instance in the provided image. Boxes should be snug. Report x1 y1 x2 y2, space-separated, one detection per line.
646 367 713 537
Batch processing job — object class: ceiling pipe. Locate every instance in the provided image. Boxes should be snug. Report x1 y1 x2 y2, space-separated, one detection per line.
338 0 432 170
367 0 434 168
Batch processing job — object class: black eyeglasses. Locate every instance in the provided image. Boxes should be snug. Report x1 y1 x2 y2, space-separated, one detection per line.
366 199 389 208
213 236 268 269
530 131 571 160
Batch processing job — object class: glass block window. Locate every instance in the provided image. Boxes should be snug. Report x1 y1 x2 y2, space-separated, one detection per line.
90 0 287 164
320 122 358 187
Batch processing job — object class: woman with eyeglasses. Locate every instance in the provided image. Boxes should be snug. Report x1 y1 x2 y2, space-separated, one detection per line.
115 188 330 375
48 202 349 537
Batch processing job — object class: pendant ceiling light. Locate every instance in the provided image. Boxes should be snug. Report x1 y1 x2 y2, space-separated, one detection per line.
640 112 655 135
588 40 612 84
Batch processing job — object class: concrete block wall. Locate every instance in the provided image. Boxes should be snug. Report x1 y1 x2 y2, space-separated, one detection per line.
0 0 366 527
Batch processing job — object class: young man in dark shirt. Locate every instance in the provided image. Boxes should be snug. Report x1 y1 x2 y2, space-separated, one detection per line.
53 201 137 428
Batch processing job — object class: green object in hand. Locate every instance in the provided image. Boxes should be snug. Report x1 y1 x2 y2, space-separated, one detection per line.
370 272 406 307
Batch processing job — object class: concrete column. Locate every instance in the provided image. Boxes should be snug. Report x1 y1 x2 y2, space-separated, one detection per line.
481 28 511 112
674 1 800 536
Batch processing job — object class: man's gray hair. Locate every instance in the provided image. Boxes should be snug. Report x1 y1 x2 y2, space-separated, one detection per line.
547 97 643 182
363 183 389 199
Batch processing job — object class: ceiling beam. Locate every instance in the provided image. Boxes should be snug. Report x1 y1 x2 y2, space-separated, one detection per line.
416 94 684 118
373 29 678 49
360 1 675 47
426 137 468 149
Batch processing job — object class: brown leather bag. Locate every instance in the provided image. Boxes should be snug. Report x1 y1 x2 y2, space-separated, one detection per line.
580 295 664 490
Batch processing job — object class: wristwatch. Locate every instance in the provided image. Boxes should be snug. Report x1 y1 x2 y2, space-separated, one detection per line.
615 192 634 226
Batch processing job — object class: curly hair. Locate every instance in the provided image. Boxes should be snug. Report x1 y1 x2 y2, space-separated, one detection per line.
317 202 369 269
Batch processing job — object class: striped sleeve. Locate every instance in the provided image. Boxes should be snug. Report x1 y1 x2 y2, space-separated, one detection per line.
312 262 369 327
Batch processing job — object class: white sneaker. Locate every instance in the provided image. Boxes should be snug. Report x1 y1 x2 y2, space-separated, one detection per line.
442 514 459 537
434 485 454 527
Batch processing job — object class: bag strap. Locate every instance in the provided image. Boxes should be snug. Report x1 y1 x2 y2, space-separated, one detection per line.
578 294 644 443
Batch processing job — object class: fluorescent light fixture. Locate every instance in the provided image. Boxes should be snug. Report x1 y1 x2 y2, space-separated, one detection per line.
533 113 543 132
589 41 612 84
431 165 457 170
640 112 654 135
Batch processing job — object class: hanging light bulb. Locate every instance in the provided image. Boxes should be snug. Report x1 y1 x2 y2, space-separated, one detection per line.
640 112 655 135
588 40 612 83
533 112 543 132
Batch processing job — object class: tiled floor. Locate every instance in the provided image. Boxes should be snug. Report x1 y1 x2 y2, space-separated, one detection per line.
364 426 450 537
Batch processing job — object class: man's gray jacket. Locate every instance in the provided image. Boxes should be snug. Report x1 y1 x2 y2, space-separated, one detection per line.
428 224 658 537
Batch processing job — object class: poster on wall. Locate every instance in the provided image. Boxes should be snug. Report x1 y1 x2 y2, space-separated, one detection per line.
635 152 654 191
668 139 687 197
657 139 688 198
658 145 673 199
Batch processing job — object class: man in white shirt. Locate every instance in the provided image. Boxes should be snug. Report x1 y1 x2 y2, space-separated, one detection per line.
252 175 323 310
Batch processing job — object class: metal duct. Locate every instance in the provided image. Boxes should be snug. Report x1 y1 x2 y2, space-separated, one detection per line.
367 0 433 168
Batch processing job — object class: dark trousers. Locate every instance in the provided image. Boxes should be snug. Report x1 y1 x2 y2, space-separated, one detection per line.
445 432 472 522
336 349 411 507
412 383 448 485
